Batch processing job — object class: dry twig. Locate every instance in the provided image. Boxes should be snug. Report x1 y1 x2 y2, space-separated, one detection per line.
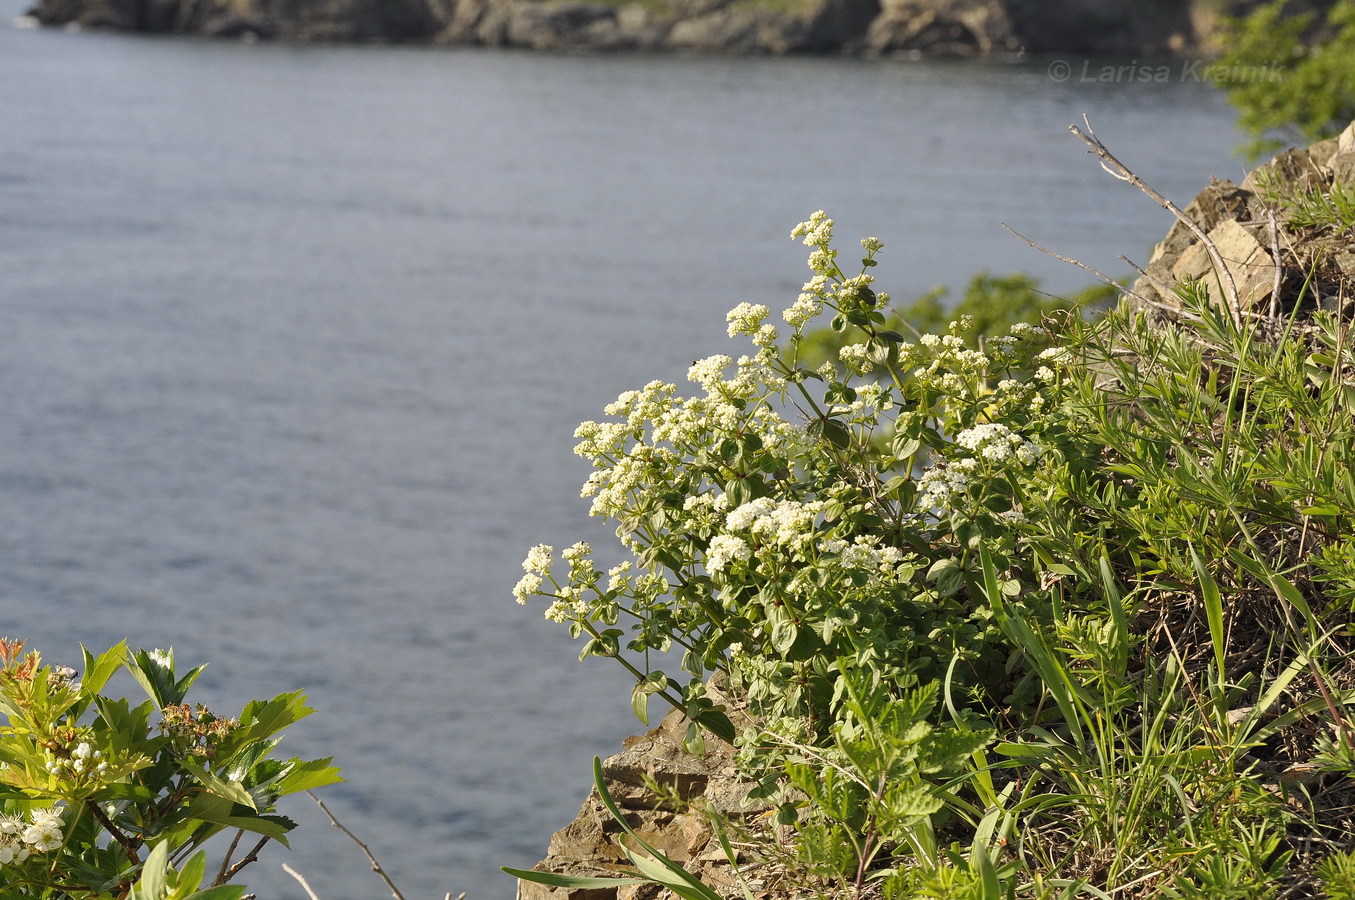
308 790 407 900
1070 116 1244 325
998 223 1184 316
283 863 324 900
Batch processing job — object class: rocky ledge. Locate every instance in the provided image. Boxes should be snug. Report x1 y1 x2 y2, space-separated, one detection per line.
17 0 1309 56
1130 119 1355 319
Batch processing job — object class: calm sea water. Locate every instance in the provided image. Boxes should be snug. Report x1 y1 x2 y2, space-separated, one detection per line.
0 7 1246 898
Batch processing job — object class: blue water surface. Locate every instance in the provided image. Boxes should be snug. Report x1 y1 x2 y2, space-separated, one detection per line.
0 7 1246 897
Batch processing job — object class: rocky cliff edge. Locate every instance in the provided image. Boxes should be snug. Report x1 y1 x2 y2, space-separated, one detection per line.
23 0 1237 56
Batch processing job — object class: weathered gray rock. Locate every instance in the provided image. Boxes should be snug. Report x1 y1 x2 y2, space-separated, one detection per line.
514 684 768 900
1129 119 1355 319
865 0 1015 56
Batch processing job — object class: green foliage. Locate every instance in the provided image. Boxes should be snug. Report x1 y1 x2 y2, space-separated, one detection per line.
128 843 245 900
1320 849 1355 900
0 639 340 898
1252 166 1355 230
790 273 1117 373
512 209 1355 898
764 673 995 894
1214 0 1355 158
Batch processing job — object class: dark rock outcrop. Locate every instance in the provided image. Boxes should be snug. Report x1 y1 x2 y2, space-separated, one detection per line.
28 0 451 42
21 0 1327 55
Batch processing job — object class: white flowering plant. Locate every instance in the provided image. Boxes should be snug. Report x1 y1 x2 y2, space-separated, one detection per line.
515 212 1085 753
0 638 340 898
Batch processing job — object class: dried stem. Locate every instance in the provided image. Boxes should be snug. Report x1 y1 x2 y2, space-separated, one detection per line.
1266 207 1284 320
85 799 140 866
999 223 1183 316
224 836 271 882
307 790 406 900
283 863 324 900
1069 117 1243 325
214 829 245 886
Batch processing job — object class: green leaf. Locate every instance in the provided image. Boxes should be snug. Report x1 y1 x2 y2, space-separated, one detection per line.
501 867 647 889
1190 545 1227 693
179 760 256 810
185 888 247 900
81 641 128 698
770 619 798 655
273 757 343 796
631 686 650 726
927 557 965 598
134 842 171 900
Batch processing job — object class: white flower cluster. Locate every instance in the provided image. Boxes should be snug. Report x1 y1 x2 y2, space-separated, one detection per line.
784 278 826 329
917 459 975 509
706 534 753 572
917 423 1041 513
44 741 107 780
791 210 833 247
818 536 906 575
0 807 64 863
573 359 801 525
720 303 775 342
724 497 826 551
839 343 875 375
955 423 1040 465
688 355 732 392
514 544 553 604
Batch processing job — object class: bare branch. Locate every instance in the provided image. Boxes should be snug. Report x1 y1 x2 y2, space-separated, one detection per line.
307 790 406 900
215 829 245 886
999 223 1169 314
1070 117 1243 325
1115 256 1205 322
283 864 324 900
225 837 272 882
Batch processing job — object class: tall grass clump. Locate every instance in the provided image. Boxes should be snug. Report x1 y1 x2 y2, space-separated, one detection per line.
510 200 1355 898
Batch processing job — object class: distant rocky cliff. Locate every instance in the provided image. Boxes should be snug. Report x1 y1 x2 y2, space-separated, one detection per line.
17 0 1303 55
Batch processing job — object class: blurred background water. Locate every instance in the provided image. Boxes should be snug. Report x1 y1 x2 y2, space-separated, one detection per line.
0 7 1247 897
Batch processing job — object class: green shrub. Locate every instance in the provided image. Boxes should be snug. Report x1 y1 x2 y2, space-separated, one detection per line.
1214 0 1355 158
513 212 1355 898
0 639 340 898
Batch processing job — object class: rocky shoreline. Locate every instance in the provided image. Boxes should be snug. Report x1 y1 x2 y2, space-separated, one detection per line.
16 0 1299 56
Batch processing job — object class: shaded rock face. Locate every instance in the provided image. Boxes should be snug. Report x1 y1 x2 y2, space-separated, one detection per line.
517 702 769 900
29 0 450 41
1130 120 1355 320
1007 0 1194 54
865 0 1016 56
23 0 1281 54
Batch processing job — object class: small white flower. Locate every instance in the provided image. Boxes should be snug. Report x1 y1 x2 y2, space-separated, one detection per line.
543 600 573 623
523 544 553 574
512 573 542 605
688 355 732 391
707 535 752 572
726 302 770 338
726 497 776 532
